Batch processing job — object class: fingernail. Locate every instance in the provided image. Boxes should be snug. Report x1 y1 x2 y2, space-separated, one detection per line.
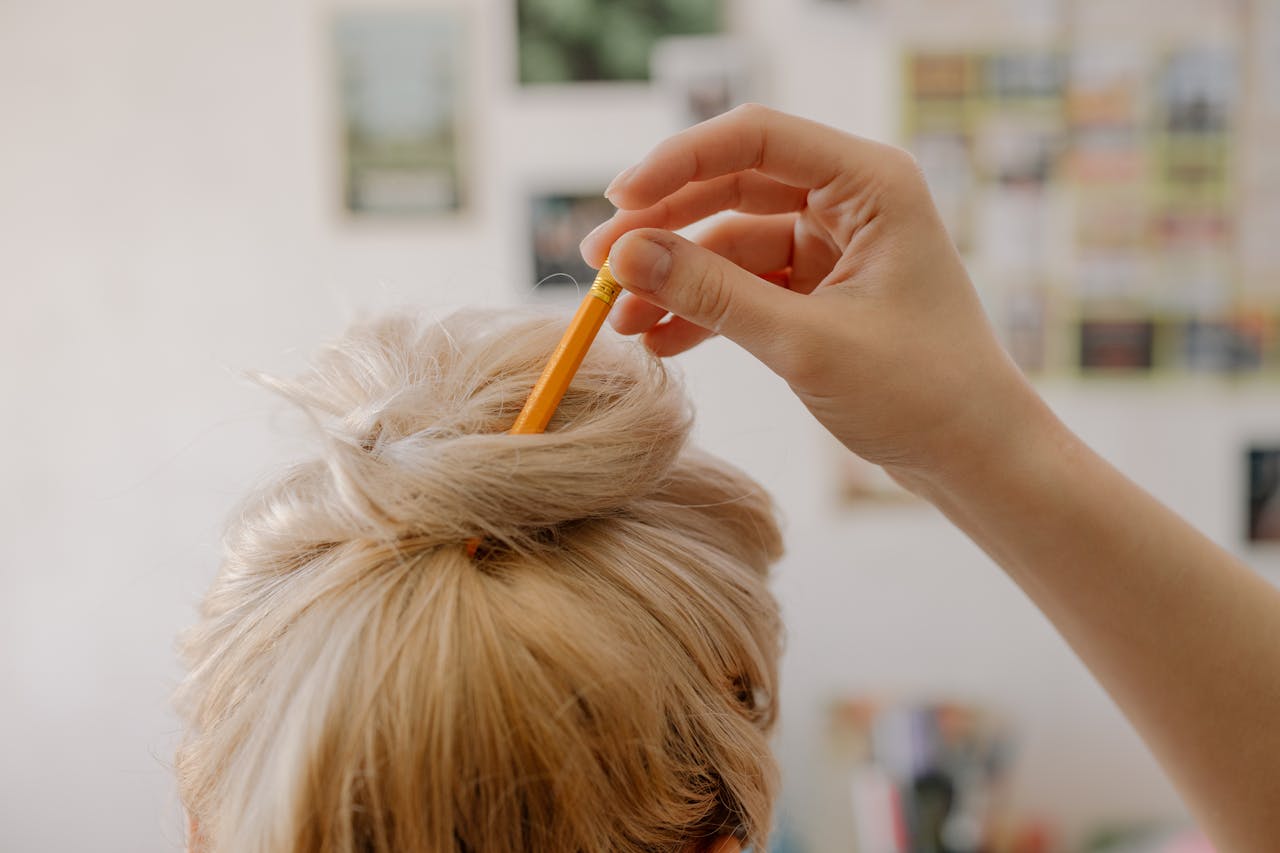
604 164 637 200
613 235 671 294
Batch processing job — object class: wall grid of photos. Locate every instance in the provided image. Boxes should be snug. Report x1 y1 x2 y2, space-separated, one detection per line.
904 9 1280 378
329 0 1280 381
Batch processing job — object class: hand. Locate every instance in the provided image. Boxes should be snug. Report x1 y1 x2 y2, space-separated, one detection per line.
580 104 1043 488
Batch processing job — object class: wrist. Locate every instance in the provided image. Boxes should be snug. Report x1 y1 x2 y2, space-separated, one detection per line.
888 367 1073 511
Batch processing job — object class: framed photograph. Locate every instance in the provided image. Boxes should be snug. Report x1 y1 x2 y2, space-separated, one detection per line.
516 0 721 84
651 36 753 126
1078 318 1156 370
334 10 464 216
1248 446 1280 543
529 191 616 295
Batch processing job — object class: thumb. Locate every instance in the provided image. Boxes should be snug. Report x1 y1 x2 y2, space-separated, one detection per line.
607 228 804 368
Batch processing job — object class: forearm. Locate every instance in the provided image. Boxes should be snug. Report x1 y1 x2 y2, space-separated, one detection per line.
904 387 1280 852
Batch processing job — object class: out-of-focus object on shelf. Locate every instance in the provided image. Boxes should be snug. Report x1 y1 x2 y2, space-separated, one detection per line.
816 697 1034 853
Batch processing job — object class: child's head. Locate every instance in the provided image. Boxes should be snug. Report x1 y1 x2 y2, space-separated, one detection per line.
175 309 783 852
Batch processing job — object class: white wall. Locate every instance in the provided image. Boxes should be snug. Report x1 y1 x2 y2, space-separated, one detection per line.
2 1 1273 850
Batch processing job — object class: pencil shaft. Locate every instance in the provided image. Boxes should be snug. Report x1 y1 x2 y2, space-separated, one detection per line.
510 293 610 434
509 261 622 435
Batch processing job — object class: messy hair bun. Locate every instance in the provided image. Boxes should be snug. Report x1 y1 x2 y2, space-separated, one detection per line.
176 309 784 853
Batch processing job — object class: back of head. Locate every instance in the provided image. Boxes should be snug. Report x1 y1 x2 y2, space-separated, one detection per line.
175 309 784 852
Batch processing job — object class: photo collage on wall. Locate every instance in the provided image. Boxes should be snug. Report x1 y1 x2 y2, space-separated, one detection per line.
903 14 1280 378
330 1 762 296
517 0 752 295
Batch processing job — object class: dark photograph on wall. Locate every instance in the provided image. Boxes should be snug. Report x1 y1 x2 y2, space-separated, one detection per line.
516 0 721 84
335 10 464 216
529 191 616 293
1247 446 1280 542
1079 318 1156 370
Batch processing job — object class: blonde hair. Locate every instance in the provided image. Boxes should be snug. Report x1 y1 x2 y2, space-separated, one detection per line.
175 309 783 852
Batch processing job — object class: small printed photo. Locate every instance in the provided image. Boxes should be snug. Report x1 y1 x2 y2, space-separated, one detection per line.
1159 49 1237 135
1160 137 1230 189
1248 447 1280 543
1078 318 1156 371
1067 126 1145 184
516 0 721 84
334 10 464 217
651 36 753 126
529 192 616 295
1153 208 1231 250
1066 47 1145 128
1180 317 1267 373
984 52 1066 100
909 54 975 101
973 115 1065 185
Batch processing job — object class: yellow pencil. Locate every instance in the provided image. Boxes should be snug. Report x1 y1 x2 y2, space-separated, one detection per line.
510 260 623 434
465 260 623 556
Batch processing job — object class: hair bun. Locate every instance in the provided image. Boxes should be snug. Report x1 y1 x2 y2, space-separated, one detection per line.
233 310 693 561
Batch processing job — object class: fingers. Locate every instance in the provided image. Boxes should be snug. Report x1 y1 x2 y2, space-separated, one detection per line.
611 213 799 344
580 170 807 267
610 292 669 335
604 103 891 211
608 228 810 371
641 315 716 357
697 212 796 276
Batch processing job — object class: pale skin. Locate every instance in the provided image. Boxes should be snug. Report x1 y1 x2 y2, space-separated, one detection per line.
580 104 1280 853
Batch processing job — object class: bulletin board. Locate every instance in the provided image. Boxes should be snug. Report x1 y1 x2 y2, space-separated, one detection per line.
898 0 1280 378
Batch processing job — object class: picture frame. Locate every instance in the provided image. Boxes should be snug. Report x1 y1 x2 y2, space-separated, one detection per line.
333 9 466 217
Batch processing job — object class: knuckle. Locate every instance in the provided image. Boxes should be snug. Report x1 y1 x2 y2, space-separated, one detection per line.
888 145 928 188
731 102 771 121
687 262 733 330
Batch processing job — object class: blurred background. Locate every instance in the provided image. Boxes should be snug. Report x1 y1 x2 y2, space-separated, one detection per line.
2 0 1278 850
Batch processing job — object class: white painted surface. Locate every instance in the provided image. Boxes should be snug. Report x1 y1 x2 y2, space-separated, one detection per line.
1 1 1272 850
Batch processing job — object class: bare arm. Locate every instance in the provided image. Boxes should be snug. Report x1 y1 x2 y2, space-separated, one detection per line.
907 381 1280 852
582 104 1280 851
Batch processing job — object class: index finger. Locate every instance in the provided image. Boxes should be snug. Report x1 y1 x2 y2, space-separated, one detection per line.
605 103 889 210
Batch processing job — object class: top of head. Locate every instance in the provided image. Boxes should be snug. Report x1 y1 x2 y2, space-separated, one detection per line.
177 309 784 853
